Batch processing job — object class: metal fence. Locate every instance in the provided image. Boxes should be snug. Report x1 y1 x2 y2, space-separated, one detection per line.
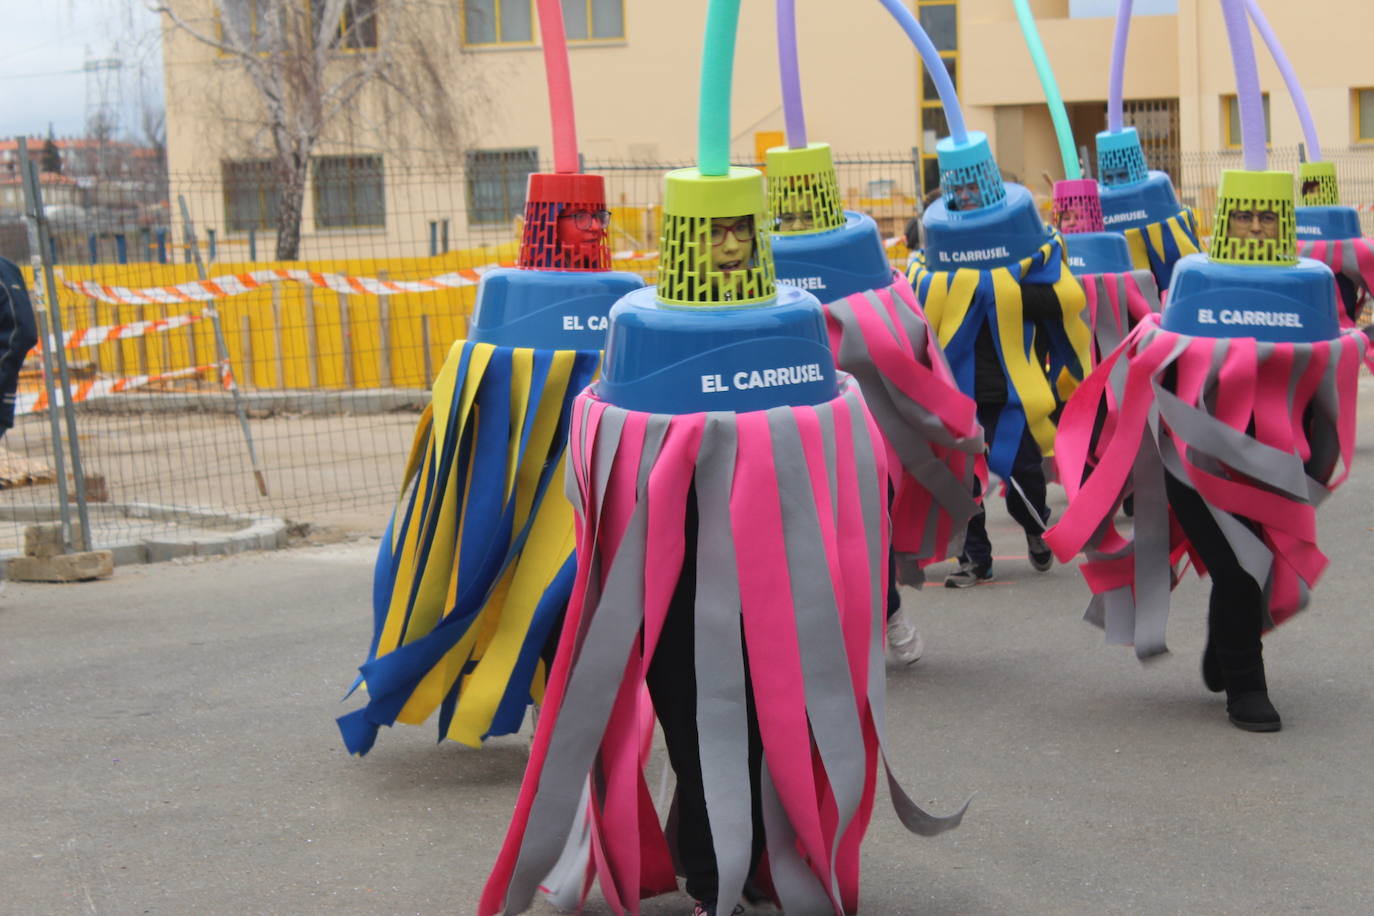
7 142 1373 563
0 149 923 559
1178 146 1374 237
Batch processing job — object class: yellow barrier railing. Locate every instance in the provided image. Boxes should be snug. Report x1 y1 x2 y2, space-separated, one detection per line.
38 243 527 391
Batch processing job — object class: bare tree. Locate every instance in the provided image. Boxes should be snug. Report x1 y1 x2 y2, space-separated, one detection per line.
149 0 472 259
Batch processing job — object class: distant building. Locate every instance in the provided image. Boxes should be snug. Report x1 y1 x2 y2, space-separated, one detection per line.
158 0 1373 261
0 166 82 217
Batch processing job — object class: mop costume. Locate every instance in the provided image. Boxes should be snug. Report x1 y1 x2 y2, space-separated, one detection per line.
337 0 647 754
337 173 642 755
1228 0 1374 351
1295 162 1374 337
1057 182 1161 365
480 5 965 903
1045 0 1367 734
1096 128 1201 292
1045 160 1364 721
768 139 983 582
908 133 1092 483
1292 165 1374 377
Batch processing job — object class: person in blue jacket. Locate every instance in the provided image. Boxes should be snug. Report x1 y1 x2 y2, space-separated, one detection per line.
0 257 38 440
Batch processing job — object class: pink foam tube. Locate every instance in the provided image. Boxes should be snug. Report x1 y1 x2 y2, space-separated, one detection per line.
536 0 579 174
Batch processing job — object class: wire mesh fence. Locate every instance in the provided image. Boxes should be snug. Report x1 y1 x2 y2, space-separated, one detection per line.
6 144 1372 561
1178 145 1374 238
0 151 924 558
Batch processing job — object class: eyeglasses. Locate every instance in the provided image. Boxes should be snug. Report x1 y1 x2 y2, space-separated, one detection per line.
710 218 756 245
561 209 610 230
1228 209 1279 226
776 211 814 227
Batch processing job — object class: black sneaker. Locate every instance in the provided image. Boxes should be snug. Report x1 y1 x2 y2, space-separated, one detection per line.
1027 533 1053 572
692 905 744 916
944 560 993 588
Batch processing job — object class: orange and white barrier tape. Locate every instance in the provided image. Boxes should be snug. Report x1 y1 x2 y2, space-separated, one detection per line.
61 267 502 306
32 313 203 356
60 240 908 307
16 363 224 416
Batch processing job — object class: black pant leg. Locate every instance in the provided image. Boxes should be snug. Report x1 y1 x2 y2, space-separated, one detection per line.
960 475 992 569
1163 472 1264 654
1004 428 1050 535
644 489 765 905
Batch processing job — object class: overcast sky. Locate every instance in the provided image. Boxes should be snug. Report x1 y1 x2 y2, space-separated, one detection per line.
0 0 164 140
0 0 1179 142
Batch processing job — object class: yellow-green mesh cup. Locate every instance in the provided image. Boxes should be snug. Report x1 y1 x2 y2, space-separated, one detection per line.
657 167 777 307
765 143 846 236
1209 170 1298 266
1298 162 1340 207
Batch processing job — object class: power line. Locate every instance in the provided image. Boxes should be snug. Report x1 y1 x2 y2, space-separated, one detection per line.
0 67 90 80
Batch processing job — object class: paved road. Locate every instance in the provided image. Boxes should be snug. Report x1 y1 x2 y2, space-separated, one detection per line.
4 378 1373 916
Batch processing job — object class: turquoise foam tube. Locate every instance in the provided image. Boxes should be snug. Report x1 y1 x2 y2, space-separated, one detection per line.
1012 0 1081 180
698 0 742 176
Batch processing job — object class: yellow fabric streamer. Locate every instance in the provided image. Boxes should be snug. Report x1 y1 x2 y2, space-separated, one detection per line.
910 235 1090 459
355 339 599 749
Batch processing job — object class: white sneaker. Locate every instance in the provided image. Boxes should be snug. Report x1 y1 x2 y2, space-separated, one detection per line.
886 605 924 665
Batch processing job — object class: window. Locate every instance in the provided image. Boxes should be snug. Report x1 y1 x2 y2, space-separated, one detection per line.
1222 94 1271 148
463 0 533 45
562 0 624 40
1354 89 1374 143
1070 0 1176 15
919 4 957 52
920 57 956 108
466 148 539 224
314 155 385 229
223 159 280 232
312 0 379 50
218 0 270 52
917 2 958 196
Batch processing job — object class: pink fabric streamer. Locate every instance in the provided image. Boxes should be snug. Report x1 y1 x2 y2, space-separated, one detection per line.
1297 236 1374 370
1078 268 1161 367
1046 315 1367 658
479 377 964 915
823 271 987 580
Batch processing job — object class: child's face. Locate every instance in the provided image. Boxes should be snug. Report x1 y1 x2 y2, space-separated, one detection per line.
556 208 609 248
1057 208 1083 234
949 181 983 212
1101 166 1132 186
1227 207 1280 241
710 215 755 273
776 209 815 233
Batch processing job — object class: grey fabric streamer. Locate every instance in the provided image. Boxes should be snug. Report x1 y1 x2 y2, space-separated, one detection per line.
540 780 592 910
501 418 669 914
758 763 835 915
691 415 754 914
769 408 869 903
1084 269 1160 360
828 294 983 563
1127 411 1172 658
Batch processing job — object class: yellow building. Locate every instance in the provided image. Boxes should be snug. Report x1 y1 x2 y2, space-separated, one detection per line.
957 0 1374 197
159 0 1373 261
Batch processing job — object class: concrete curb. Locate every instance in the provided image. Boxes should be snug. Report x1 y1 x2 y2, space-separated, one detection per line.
0 501 290 576
73 388 429 415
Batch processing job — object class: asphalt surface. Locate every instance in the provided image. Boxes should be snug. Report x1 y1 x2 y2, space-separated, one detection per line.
4 376 1373 916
